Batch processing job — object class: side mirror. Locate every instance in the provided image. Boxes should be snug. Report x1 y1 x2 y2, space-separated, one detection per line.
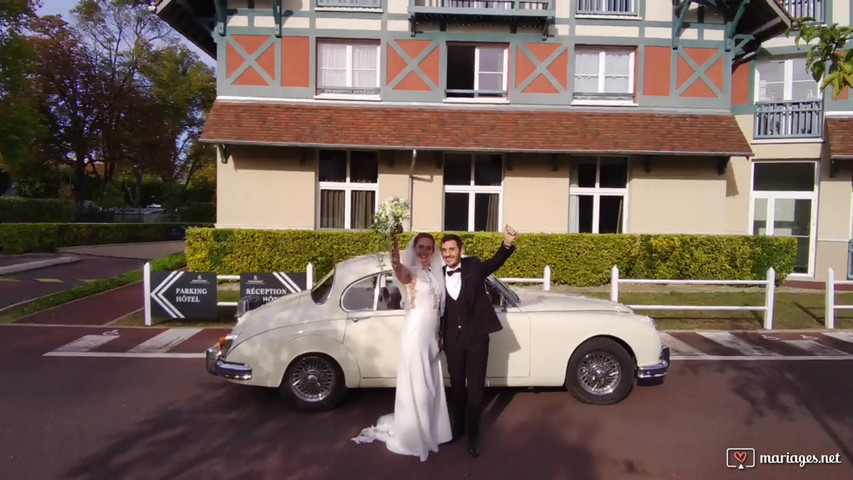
236 295 265 320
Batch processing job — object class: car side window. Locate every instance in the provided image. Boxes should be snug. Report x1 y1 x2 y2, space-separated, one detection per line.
377 274 402 311
342 276 378 311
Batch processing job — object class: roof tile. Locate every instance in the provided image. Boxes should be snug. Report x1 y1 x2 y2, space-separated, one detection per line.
200 102 754 157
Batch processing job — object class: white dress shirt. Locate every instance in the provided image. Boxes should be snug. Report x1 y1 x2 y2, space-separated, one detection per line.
445 266 462 300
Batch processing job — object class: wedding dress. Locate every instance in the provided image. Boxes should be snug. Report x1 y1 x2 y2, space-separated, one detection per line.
351 267 452 461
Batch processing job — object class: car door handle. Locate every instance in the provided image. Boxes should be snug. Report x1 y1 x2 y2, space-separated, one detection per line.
352 316 372 323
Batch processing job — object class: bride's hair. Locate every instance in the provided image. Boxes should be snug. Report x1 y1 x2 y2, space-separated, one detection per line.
393 232 446 315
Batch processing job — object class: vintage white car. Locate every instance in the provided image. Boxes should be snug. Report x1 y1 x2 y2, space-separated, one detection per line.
206 254 670 411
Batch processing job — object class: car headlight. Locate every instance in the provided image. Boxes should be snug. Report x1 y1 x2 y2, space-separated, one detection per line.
219 333 239 356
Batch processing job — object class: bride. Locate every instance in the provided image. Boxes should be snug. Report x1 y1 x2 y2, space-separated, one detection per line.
351 232 452 461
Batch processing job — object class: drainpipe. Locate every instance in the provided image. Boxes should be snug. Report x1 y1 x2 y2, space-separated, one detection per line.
408 149 417 231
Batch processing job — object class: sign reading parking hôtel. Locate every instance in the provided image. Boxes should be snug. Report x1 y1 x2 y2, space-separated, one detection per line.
240 273 306 304
150 271 218 319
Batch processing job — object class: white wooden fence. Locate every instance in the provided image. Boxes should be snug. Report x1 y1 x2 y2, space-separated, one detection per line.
609 266 777 330
500 265 551 291
824 267 853 329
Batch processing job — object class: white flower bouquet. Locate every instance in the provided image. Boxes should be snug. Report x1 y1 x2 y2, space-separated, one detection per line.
371 196 410 269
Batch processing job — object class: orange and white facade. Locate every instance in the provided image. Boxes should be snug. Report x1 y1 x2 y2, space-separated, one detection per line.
155 0 853 282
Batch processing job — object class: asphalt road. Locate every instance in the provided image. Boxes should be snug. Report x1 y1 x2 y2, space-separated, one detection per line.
1 324 852 480
0 256 144 309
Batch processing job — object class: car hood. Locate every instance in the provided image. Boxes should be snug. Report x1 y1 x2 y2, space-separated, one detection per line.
232 290 308 333
515 290 634 314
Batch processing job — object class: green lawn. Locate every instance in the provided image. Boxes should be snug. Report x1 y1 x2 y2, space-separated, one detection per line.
574 290 853 330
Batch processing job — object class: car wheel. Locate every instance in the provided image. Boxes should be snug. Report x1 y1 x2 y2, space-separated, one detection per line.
280 353 347 412
565 337 634 405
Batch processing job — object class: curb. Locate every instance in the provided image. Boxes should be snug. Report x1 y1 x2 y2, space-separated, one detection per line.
0 256 80 275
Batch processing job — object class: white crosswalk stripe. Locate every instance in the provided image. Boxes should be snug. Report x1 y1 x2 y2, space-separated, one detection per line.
659 332 705 356
780 338 850 356
128 328 203 353
697 332 782 356
51 334 118 353
823 332 853 344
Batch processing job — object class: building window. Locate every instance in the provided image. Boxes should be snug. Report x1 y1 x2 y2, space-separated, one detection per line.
577 0 638 16
573 47 634 101
318 150 378 229
317 40 380 96
569 157 628 233
443 154 502 231
446 44 508 99
751 162 817 275
754 58 823 138
756 58 821 103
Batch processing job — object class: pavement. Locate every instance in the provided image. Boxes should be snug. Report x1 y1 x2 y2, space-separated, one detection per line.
2 323 852 480
0 241 185 311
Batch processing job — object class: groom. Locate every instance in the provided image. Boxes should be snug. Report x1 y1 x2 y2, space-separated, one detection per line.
440 224 517 458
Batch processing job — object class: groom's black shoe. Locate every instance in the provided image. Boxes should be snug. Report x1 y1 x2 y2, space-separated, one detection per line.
468 436 480 458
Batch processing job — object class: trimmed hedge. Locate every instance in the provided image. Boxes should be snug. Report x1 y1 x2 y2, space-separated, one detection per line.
0 223 213 254
0 198 75 223
185 229 798 286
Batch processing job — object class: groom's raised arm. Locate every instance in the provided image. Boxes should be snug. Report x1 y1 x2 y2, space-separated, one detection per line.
481 224 517 277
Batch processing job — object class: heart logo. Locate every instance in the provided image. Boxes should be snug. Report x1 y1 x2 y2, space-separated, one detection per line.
734 451 747 463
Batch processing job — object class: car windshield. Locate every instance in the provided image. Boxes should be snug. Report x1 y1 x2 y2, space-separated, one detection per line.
311 268 335 304
487 275 521 305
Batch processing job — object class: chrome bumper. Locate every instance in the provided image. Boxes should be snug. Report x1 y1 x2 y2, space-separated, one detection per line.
637 346 670 379
205 345 252 380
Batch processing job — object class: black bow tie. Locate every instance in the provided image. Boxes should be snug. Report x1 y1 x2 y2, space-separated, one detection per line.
446 269 460 276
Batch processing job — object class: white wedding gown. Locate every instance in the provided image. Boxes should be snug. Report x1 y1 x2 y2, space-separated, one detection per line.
351 268 452 461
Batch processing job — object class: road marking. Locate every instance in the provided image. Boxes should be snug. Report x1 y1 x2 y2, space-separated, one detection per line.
44 352 204 359
128 328 202 353
35 278 63 283
697 332 782 356
659 332 704 356
52 334 119 352
779 337 850 356
672 355 853 361
0 277 21 283
823 332 853 344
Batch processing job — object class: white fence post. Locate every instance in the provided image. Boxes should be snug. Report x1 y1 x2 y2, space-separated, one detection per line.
306 262 314 289
826 267 835 329
143 261 152 327
610 265 619 302
543 265 551 291
764 267 775 330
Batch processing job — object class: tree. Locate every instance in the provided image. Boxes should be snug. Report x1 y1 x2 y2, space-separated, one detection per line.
0 0 43 171
138 44 216 187
789 18 853 98
26 15 110 206
72 0 181 187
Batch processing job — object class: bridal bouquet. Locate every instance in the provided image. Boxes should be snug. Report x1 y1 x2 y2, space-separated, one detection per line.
371 196 410 269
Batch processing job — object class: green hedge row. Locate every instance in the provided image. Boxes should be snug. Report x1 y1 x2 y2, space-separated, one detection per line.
185 229 797 286
0 223 212 254
0 198 75 223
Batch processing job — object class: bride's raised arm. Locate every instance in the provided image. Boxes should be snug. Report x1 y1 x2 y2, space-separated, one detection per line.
390 236 413 284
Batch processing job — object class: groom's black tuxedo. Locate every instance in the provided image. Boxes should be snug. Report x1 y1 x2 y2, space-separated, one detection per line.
440 242 515 455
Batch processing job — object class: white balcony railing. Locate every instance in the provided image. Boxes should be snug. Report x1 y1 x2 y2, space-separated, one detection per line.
780 0 824 22
576 0 637 16
316 0 382 7
754 100 824 139
411 0 552 11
